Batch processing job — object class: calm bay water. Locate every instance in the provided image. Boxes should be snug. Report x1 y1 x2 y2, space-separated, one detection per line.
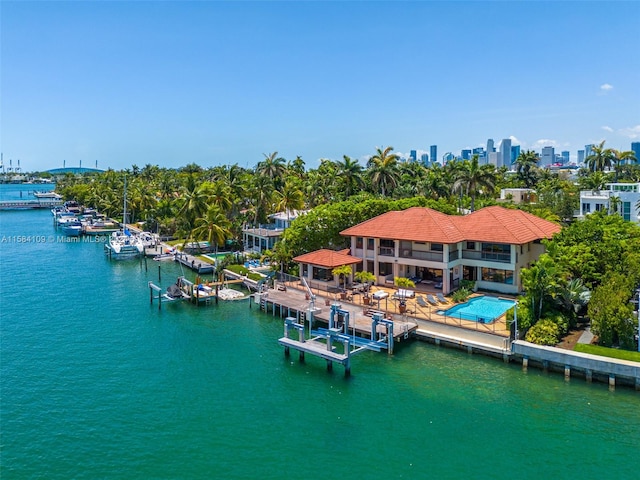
1 185 638 479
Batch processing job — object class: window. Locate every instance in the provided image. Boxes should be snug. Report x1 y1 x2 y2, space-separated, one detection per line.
356 237 363 249
582 203 591 213
466 242 475 250
481 268 514 284
622 202 631 221
379 239 394 256
481 243 511 262
312 266 331 282
378 262 393 276
367 238 374 250
431 243 443 252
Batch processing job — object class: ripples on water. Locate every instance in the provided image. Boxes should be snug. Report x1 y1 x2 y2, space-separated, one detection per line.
1 196 638 480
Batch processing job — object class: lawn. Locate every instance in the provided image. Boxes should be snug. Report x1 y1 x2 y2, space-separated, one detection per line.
574 343 640 362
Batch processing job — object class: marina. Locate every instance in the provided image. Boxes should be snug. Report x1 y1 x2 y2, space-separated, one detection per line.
1 190 639 480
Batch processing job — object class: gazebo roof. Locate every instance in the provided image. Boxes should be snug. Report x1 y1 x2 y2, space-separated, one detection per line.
292 248 362 268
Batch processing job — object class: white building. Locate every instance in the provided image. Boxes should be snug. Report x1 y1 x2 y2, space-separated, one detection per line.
577 183 640 223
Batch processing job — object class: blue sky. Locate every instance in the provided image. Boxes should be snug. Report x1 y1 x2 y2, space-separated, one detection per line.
2 1 639 172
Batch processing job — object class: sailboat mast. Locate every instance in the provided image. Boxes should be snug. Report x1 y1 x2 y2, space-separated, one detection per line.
123 175 127 231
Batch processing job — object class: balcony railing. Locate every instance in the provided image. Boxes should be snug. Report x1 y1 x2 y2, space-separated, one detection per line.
399 249 443 262
378 246 394 256
462 250 511 263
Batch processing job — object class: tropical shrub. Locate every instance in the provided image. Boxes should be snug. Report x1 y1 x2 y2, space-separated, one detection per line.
451 287 471 303
525 319 560 345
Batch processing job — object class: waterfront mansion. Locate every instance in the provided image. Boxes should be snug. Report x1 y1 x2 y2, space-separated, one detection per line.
295 206 561 295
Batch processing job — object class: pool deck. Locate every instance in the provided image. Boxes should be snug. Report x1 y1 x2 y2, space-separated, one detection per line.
270 281 513 355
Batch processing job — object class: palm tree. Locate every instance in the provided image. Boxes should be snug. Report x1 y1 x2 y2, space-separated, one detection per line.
336 155 364 198
585 141 615 172
451 155 496 211
256 152 286 190
354 270 376 296
611 149 637 182
521 255 560 322
332 264 352 291
274 179 304 225
248 174 275 225
367 146 400 197
192 205 232 257
514 150 539 188
177 178 211 242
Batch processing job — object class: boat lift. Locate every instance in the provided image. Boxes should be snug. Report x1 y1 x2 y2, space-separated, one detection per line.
278 304 395 376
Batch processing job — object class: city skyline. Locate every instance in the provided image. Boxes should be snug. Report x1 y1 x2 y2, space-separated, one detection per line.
2 1 639 172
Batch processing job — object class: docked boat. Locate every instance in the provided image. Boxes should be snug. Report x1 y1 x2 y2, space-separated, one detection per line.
105 176 143 259
34 191 62 199
83 219 119 236
105 230 144 258
60 219 83 237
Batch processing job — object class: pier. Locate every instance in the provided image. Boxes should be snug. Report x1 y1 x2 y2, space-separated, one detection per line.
174 251 215 274
278 305 398 376
0 198 63 210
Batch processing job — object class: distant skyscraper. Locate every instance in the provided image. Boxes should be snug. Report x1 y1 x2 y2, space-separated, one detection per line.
499 139 511 168
541 146 555 167
430 145 437 165
487 139 495 154
409 150 417 162
420 153 429 165
631 142 640 164
561 151 570 165
585 144 595 159
461 149 472 160
443 152 455 164
488 152 499 167
511 145 520 165
577 150 585 165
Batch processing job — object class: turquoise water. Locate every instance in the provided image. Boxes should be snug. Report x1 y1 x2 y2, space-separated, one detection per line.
439 296 516 323
1 188 639 479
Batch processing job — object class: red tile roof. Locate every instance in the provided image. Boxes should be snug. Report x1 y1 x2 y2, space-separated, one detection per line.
293 249 362 268
340 206 560 245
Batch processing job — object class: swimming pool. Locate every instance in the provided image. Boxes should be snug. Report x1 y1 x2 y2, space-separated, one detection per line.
437 296 516 323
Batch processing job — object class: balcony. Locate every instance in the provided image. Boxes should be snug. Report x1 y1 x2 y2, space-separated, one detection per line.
378 246 395 256
462 250 511 263
399 249 444 262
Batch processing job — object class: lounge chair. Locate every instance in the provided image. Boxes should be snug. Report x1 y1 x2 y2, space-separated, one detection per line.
436 293 448 304
426 294 439 306
416 296 430 308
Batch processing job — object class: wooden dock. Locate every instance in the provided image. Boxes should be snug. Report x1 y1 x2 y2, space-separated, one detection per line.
257 287 418 343
174 251 214 274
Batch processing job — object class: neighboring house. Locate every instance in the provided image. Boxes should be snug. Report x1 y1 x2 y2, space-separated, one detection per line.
338 206 561 295
499 188 537 204
293 249 362 291
577 183 640 224
242 210 306 253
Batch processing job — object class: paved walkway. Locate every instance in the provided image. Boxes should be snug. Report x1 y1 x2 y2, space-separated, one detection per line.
578 326 594 344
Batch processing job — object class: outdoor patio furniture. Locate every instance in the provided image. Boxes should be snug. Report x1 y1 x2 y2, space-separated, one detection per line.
416 296 430 308
426 294 439 306
436 293 448 304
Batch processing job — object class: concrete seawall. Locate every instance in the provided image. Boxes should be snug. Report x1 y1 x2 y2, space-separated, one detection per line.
512 341 640 390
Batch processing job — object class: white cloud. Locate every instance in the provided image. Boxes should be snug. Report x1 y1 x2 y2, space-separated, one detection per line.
508 135 521 146
600 83 614 92
533 139 559 149
602 125 614 132
618 125 640 139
